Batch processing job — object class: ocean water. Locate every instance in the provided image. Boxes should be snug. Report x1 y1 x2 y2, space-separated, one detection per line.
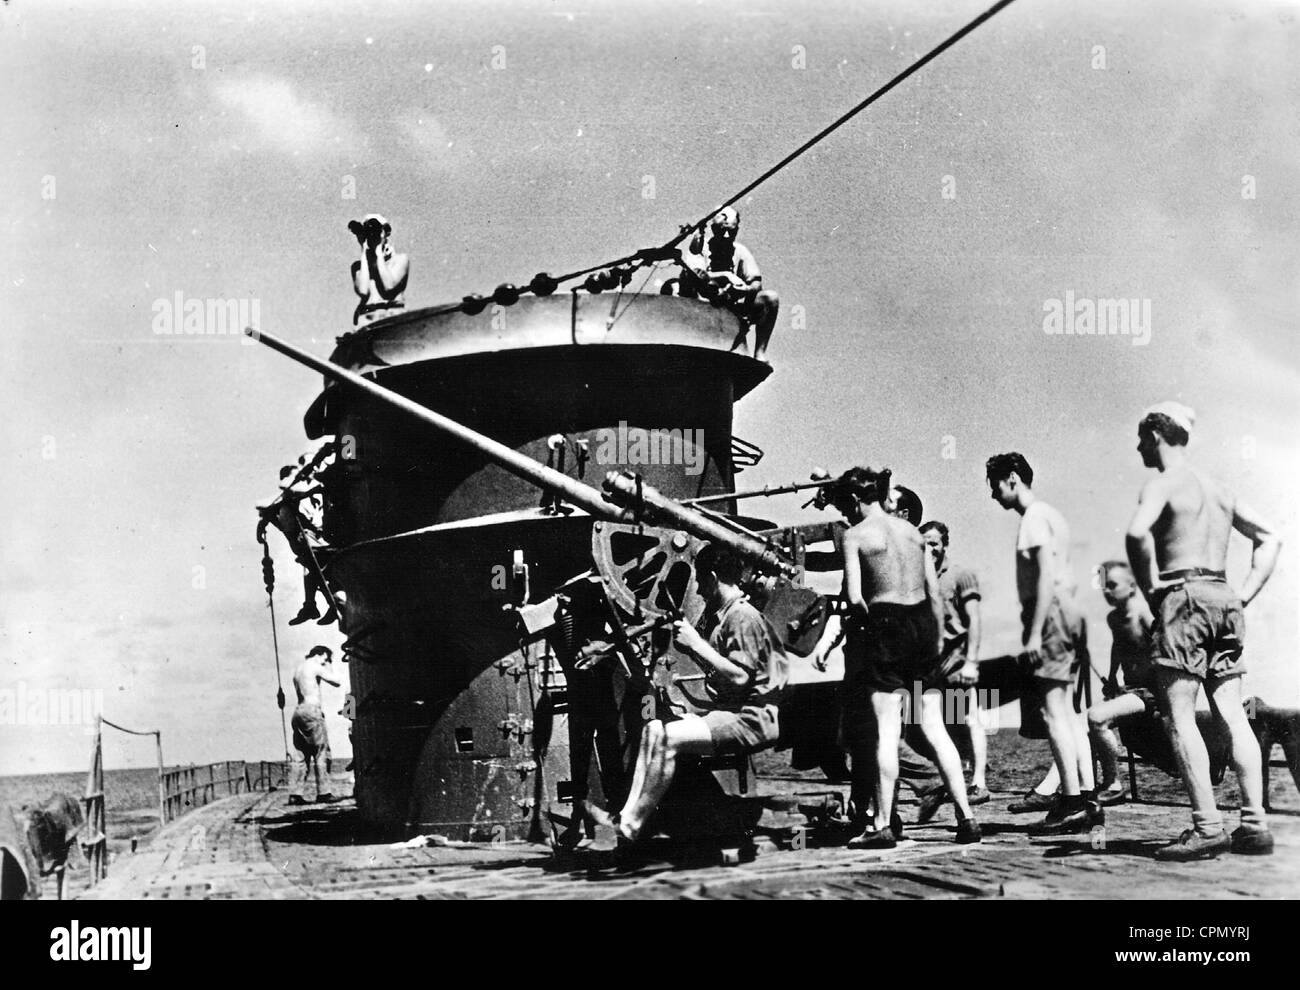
1 767 162 823
2 767 166 898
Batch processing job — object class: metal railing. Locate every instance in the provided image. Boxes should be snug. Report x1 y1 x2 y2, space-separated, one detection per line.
161 760 286 823
247 760 291 793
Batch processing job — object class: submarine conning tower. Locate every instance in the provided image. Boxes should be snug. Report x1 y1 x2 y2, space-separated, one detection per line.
304 293 771 838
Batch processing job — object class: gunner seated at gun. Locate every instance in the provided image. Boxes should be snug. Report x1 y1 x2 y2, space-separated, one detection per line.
661 207 780 362
609 541 788 846
349 213 409 327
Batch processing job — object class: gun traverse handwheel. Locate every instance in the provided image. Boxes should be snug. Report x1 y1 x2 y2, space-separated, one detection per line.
591 522 707 626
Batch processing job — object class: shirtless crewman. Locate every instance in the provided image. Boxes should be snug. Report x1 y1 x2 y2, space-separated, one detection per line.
1088 560 1156 805
1125 402 1281 860
349 213 409 326
807 492 948 830
289 646 342 806
836 467 981 847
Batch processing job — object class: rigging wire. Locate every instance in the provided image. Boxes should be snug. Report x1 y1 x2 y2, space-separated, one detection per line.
667 0 1018 249
456 0 1018 310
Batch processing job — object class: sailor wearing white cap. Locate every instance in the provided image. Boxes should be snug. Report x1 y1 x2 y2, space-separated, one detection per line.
349 213 409 326
1140 401 1196 438
1126 402 1282 861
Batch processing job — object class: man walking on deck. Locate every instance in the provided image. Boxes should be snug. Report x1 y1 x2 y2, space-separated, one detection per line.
1125 402 1281 860
987 452 1100 835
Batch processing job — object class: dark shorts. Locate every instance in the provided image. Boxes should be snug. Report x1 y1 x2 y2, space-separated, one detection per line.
703 705 780 757
1020 596 1084 683
844 602 941 695
1150 579 1245 682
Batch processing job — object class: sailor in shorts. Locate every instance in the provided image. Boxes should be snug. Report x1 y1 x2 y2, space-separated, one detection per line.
612 541 788 844
1125 402 1281 860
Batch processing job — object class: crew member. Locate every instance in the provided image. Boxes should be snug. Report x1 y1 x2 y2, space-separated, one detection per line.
921 520 989 804
987 452 1100 835
665 207 780 362
289 646 342 806
1125 402 1281 859
257 462 337 626
808 475 949 828
349 213 409 326
612 542 788 845
837 466 981 847
1088 560 1156 805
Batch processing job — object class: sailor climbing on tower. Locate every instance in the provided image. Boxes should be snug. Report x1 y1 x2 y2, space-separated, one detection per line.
663 207 781 362
256 446 338 626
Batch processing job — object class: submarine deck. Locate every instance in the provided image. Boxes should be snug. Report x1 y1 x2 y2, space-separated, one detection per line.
78 734 1299 900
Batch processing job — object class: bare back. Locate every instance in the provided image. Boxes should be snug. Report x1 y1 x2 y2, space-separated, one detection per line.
1148 466 1235 572
292 659 330 706
847 514 927 606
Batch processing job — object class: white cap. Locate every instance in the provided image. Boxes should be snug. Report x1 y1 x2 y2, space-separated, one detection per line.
1141 401 1196 436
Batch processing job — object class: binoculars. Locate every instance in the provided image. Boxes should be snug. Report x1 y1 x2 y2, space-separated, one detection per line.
348 217 390 241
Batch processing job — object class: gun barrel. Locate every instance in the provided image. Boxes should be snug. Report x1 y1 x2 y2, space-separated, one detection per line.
246 329 795 577
602 472 794 577
248 329 633 525
682 479 830 507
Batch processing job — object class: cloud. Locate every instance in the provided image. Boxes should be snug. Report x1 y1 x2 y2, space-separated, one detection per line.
212 75 367 157
393 110 470 170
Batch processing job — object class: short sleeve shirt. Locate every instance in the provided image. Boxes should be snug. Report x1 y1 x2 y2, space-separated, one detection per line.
702 597 789 710
1016 500 1076 605
936 562 981 654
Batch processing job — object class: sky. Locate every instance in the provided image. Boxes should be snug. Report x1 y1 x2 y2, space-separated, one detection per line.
2 0 1297 775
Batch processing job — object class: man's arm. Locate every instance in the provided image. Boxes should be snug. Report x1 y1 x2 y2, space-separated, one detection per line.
676 231 709 281
922 549 945 655
351 258 368 298
1104 633 1122 697
964 599 982 679
1231 497 1282 606
316 664 342 689
1137 599 1154 637
1023 546 1053 653
368 250 410 299
957 571 982 665
1125 479 1168 597
842 527 867 617
672 620 754 688
731 244 763 291
808 614 843 672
